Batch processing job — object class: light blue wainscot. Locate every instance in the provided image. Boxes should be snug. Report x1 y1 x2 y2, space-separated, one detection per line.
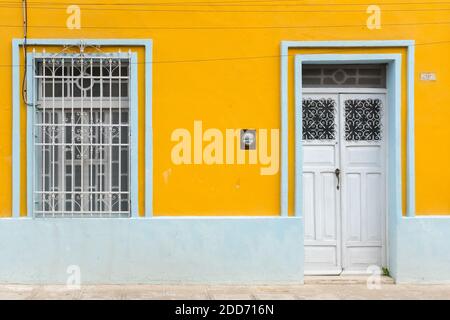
0 217 303 284
393 217 450 284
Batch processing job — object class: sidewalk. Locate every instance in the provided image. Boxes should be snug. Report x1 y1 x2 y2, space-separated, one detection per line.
1 278 449 300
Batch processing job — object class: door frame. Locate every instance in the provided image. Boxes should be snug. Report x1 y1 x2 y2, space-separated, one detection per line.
294 54 402 275
279 41 415 219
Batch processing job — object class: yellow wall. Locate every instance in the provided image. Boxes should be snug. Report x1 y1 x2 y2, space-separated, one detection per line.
0 1 449 217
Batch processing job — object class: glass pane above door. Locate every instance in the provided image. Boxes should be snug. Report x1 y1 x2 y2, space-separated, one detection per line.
302 64 386 88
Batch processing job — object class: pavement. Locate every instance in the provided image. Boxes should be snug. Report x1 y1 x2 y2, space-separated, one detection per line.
0 277 449 300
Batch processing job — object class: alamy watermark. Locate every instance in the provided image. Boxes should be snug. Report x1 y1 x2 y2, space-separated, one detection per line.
367 5 382 30
171 121 279 175
66 264 81 290
66 5 81 30
366 265 382 290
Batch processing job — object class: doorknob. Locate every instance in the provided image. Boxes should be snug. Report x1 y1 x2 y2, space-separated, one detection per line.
335 168 340 190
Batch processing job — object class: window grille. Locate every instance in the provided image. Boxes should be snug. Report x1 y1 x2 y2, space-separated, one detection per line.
302 98 336 141
344 98 382 141
33 55 131 217
302 64 386 88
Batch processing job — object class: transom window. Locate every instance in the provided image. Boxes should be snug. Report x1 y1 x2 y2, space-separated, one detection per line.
33 55 131 217
302 64 386 88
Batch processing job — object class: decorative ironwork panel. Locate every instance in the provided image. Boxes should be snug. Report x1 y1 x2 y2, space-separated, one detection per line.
344 99 382 141
302 98 336 140
33 55 131 217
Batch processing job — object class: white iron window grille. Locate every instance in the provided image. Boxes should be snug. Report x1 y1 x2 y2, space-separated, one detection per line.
33 55 131 217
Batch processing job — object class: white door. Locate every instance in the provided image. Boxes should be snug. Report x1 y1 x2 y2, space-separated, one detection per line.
302 94 342 274
339 94 386 274
303 93 386 275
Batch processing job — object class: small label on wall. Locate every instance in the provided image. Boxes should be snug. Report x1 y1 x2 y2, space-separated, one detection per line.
420 72 436 81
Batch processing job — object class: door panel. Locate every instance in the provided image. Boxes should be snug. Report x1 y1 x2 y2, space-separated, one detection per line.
322 172 338 240
366 173 383 242
302 94 341 274
346 173 362 242
340 94 386 273
303 172 316 240
303 145 336 166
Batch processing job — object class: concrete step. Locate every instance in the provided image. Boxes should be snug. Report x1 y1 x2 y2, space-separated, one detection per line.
304 275 395 285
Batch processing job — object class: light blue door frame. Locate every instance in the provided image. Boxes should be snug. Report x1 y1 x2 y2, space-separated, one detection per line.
293 54 402 219
280 40 415 218
294 54 402 275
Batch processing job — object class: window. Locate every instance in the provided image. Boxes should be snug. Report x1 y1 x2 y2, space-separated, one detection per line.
302 64 386 88
344 98 382 141
302 98 336 140
33 56 131 217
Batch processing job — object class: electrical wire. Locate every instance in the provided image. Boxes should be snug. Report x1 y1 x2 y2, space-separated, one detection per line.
4 0 450 75
1 3 450 13
4 39 450 69
3 0 450 6
20 0 33 106
0 21 449 30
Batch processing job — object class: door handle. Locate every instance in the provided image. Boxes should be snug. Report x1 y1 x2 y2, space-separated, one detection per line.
335 168 340 190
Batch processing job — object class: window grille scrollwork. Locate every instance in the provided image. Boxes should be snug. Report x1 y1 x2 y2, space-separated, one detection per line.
344 98 382 141
302 98 336 140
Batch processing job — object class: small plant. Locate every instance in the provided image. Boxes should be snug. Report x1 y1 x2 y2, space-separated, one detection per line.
382 267 390 277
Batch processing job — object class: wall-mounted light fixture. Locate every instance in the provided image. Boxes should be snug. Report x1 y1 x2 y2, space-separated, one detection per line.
240 129 256 150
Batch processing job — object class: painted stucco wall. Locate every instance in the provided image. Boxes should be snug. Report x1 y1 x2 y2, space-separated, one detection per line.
0 217 303 284
0 1 449 217
394 217 450 284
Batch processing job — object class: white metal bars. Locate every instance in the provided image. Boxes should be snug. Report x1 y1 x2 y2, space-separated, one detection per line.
33 54 131 217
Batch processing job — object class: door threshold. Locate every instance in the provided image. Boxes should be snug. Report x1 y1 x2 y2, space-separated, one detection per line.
304 269 342 276
304 275 394 285
304 266 342 276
